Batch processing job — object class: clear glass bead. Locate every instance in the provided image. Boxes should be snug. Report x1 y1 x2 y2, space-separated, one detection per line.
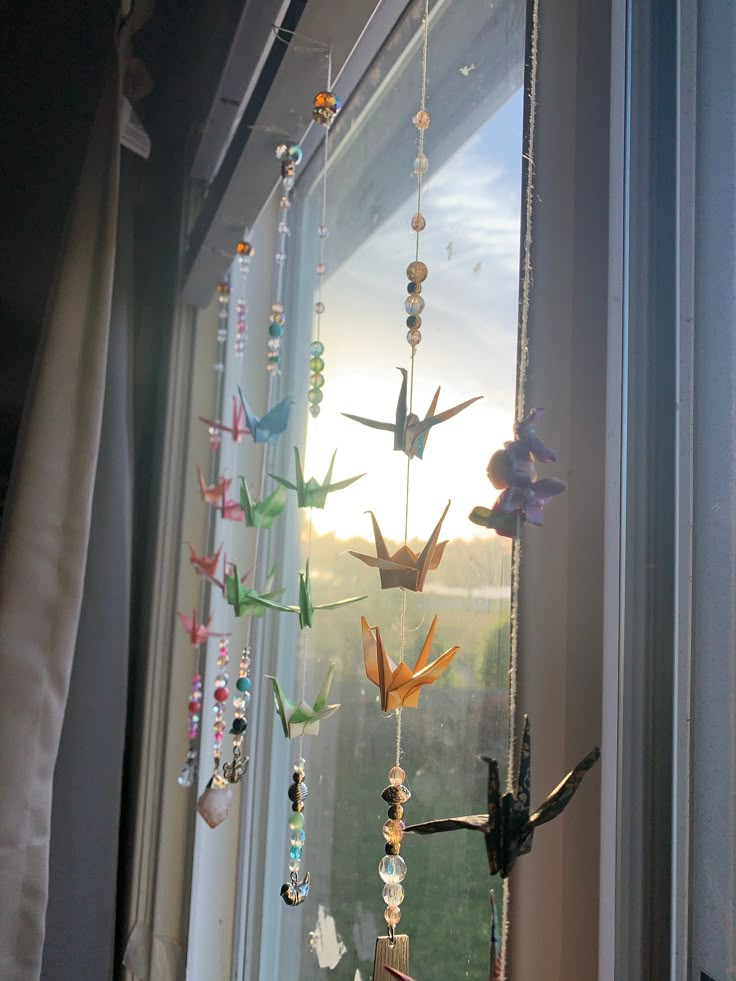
309 405 321 418
275 253 286 266
384 905 402 927
413 109 430 130
382 883 405 906
413 153 429 175
310 340 324 356
294 757 306 772
411 213 426 232
280 196 291 210
316 263 326 276
217 326 227 342
268 339 280 351
213 362 224 373
318 224 329 238
313 301 325 315
289 860 301 873
407 328 422 347
378 855 407 884
290 829 306 846
405 294 425 316
389 767 406 786
382 819 405 845
278 222 290 235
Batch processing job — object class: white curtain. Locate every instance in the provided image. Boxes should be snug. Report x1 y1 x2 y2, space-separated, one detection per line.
0 24 126 980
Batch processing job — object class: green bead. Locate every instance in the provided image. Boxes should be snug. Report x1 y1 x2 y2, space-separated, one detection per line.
310 373 325 388
269 323 283 337
309 356 325 372
288 811 305 830
308 388 324 405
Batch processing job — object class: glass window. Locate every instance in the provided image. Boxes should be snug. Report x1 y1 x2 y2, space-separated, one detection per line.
250 1 527 977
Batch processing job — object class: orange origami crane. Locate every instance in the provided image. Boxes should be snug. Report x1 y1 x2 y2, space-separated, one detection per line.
196 466 232 505
361 614 459 711
349 501 450 591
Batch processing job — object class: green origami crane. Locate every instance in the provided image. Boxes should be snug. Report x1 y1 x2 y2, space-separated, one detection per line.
225 563 285 617
235 559 366 628
270 448 365 509
239 478 287 528
267 663 340 738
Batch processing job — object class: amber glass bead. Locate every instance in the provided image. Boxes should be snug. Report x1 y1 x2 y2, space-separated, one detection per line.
406 260 428 283
413 110 430 130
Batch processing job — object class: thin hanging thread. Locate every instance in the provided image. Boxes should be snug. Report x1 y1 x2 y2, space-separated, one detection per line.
395 0 429 772
502 0 540 974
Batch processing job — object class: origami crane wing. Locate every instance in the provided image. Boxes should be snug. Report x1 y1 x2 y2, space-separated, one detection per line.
528 746 601 830
238 387 293 444
188 543 222 580
267 664 340 738
196 466 231 504
198 415 232 435
298 560 366 628
407 391 483 459
414 501 450 590
225 564 287 617
239 478 287 528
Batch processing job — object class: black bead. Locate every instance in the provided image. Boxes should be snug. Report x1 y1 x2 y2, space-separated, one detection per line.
385 843 400 856
406 315 418 328
229 718 247 735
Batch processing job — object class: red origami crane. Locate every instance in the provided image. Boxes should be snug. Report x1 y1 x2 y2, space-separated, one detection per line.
199 395 247 443
177 609 230 646
188 543 222 581
196 465 232 505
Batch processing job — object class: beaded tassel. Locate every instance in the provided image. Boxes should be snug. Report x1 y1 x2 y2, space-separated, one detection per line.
268 143 302 376
178 672 203 788
281 757 311 905
224 645 251 783
379 766 410 934
234 241 253 359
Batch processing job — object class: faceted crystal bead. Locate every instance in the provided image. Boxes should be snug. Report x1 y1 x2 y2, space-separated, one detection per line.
407 329 422 348
280 196 291 210
382 784 411 804
405 294 425 316
278 222 290 234
378 855 407 884
275 253 286 266
318 224 329 238
382 883 405 906
290 829 306 847
316 263 326 276
294 757 306 773
310 340 325 356
382 819 405 845
178 760 196 788
389 767 406 786
411 213 426 232
384 906 402 927
289 845 303 860
289 860 301 873
413 109 430 130
313 301 325 314
309 356 325 372
217 326 227 342
413 152 429 175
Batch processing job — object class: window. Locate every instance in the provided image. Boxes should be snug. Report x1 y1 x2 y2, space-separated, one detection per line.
232 1 528 976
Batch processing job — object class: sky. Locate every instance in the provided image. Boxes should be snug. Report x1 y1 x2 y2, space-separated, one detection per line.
302 88 524 542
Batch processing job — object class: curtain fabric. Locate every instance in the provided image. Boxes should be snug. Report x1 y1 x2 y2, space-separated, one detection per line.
0 32 124 981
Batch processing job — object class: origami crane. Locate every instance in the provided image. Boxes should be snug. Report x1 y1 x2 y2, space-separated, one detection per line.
349 501 450 591
188 543 222 580
238 386 293 444
196 466 232 505
177 610 230 646
214 485 244 522
225 563 285 618
240 559 366 628
405 716 600 878
470 408 566 538
361 614 459 711
267 663 340 738
343 367 482 459
199 395 247 443
239 478 287 528
270 448 365 509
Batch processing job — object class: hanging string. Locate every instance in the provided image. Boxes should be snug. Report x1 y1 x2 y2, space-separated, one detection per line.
502 0 540 974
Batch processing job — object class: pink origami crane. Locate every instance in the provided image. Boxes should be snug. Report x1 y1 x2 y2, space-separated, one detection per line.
199 395 247 443
188 543 222 580
196 466 232 505
177 610 230 646
361 614 460 711
214 485 244 522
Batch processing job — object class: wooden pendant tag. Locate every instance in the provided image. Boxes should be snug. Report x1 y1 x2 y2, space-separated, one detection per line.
373 935 410 979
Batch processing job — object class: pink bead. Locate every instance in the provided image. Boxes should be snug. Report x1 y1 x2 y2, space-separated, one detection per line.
214 687 229 703
214 733 223 743
188 728 198 740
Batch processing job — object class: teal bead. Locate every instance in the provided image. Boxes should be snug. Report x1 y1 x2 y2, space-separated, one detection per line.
289 845 303 860
269 323 283 337
310 340 324 357
236 677 251 692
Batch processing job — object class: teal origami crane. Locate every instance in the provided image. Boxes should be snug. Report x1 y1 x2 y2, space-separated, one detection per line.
239 478 287 528
238 386 293 444
238 559 366 628
267 663 340 738
270 448 365 509
225 563 285 617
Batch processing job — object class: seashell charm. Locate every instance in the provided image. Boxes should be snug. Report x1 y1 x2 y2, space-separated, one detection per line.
196 773 233 828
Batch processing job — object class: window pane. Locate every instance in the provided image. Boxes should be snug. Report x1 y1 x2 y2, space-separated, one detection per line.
266 2 526 977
